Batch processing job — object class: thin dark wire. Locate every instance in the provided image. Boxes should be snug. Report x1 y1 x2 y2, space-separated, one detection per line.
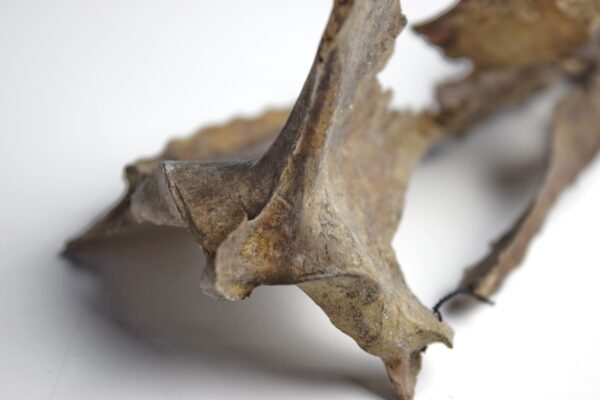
433 287 494 321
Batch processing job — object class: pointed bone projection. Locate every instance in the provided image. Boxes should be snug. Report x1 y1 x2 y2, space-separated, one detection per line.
67 1 452 398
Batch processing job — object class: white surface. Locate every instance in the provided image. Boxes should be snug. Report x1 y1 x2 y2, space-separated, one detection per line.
1 1 599 399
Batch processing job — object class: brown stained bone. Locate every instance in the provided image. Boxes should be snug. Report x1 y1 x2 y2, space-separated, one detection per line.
415 0 600 137
67 110 289 248
418 0 600 310
67 1 453 399
65 0 600 398
457 69 600 298
414 0 598 68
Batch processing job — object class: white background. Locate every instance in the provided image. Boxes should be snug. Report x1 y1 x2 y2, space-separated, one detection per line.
1 1 599 399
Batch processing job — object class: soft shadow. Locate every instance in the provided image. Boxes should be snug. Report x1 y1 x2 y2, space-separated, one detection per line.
65 225 394 399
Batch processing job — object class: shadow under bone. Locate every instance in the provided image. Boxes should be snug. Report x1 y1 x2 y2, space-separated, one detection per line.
67 225 397 399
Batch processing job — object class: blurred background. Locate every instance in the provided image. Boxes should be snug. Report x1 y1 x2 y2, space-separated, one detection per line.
1 1 599 399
